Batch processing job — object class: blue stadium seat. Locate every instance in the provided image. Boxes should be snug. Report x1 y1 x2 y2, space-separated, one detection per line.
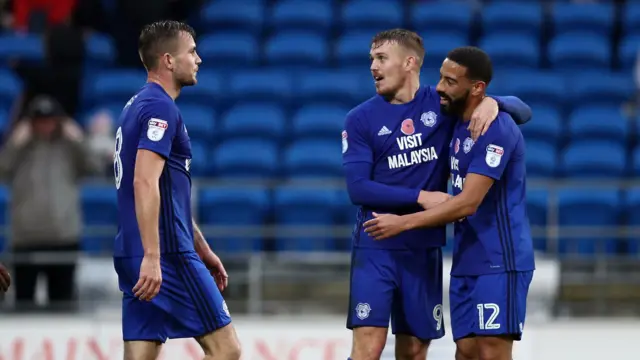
631 145 640 176
85 32 116 68
198 33 259 68
410 2 472 39
341 0 403 31
283 140 343 178
211 139 278 179
0 34 43 64
525 141 557 178
273 187 337 251
422 33 467 68
479 34 540 69
569 72 634 107
552 3 614 36
264 32 328 66
567 106 629 143
292 104 348 139
0 109 8 135
494 71 565 109
548 33 610 71
623 3 640 35
201 0 265 33
87 70 147 105
561 141 627 178
520 106 562 146
198 187 270 252
295 70 364 105
482 2 543 39
618 35 640 70
220 104 285 140
624 188 640 253
81 184 117 255
335 31 373 67
557 189 620 256
269 0 333 34
178 71 222 105
335 189 356 251
0 69 21 111
526 188 548 251
181 105 216 141
189 140 209 176
228 70 292 103
0 185 9 251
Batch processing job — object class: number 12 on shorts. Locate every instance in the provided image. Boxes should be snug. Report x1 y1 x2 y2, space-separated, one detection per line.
476 303 500 330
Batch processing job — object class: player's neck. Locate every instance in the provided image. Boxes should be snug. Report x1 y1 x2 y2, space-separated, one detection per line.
390 76 420 104
461 96 484 122
147 73 180 100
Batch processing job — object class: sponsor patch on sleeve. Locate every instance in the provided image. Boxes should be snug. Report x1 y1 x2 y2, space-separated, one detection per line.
485 144 504 168
147 118 168 141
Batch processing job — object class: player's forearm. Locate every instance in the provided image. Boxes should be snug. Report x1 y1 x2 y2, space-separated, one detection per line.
192 219 211 256
345 163 420 207
133 178 161 256
491 96 532 125
403 196 477 230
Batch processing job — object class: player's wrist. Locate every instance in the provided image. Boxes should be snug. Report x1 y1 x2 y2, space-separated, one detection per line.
143 250 160 258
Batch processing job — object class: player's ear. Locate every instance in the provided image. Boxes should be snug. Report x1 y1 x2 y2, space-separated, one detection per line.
470 81 486 97
162 53 174 70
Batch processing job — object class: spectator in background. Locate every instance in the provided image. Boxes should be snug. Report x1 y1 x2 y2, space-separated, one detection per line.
86 109 115 176
7 0 77 33
0 95 102 311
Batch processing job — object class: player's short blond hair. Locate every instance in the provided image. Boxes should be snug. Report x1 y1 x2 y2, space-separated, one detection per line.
371 29 425 67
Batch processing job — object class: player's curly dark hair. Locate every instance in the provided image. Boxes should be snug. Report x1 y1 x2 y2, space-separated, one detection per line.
138 20 196 71
371 29 425 66
446 46 493 85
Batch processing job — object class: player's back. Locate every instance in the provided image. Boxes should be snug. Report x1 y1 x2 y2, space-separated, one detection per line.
449 112 535 275
113 82 194 257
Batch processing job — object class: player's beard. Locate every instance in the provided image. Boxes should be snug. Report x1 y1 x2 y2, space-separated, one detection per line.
438 90 469 117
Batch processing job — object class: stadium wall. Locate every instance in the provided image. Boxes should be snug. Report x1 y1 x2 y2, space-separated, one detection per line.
0 316 633 360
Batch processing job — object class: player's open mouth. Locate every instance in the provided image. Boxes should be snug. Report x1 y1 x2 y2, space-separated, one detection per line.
440 97 449 104
373 75 384 84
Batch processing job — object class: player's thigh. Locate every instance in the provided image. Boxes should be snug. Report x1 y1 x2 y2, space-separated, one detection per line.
394 334 429 360
161 252 233 340
455 337 478 360
123 341 162 360
392 247 444 343
194 323 241 359
351 326 389 360
475 335 513 360
347 248 396 329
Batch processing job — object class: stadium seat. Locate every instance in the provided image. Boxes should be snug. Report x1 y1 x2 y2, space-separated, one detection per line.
623 3 640 36
201 0 265 33
181 105 216 141
479 34 540 69
624 189 640 253
295 70 364 105
410 2 472 39
197 32 259 68
567 106 629 143
189 140 209 176
557 189 620 256
493 70 565 110
220 103 285 140
0 109 8 135
340 0 403 31
269 0 333 34
0 69 21 111
273 187 337 251
335 31 374 67
482 2 543 39
178 71 222 105
228 70 292 104
81 185 117 255
335 189 356 251
264 32 328 66
561 141 627 178
422 33 467 68
617 35 640 70
292 104 348 139
552 3 614 37
548 33 611 71
198 187 270 252
283 140 343 178
525 141 558 178
0 34 44 64
0 185 9 251
631 146 640 177
520 107 562 146
87 70 147 106
211 139 278 179
569 72 634 108
526 188 548 251
85 32 116 68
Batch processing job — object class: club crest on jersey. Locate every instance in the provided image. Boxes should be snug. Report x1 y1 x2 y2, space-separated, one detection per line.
485 144 504 168
342 130 348 154
454 138 460 154
147 118 168 142
355 303 371 320
463 137 474 154
401 119 415 135
420 111 437 127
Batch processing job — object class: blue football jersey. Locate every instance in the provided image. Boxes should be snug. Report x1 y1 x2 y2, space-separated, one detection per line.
343 86 453 249
449 112 535 275
113 82 194 257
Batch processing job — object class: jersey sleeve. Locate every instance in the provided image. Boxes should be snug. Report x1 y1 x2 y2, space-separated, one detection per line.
137 100 179 158
491 96 532 125
467 115 517 181
342 110 373 164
